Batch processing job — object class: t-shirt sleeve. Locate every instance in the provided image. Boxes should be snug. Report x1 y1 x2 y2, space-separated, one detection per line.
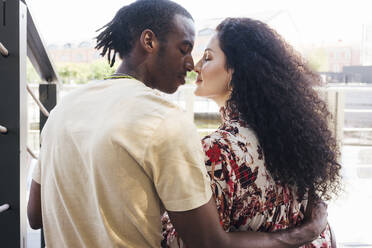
32 130 45 184
144 109 212 212
32 158 41 184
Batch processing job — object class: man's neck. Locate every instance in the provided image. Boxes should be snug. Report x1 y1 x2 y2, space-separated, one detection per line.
116 61 143 82
115 61 155 89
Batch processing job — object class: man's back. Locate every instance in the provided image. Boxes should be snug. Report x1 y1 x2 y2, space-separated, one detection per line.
33 78 212 247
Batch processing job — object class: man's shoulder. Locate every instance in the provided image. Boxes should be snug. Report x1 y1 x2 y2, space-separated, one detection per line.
141 92 180 112
132 89 187 122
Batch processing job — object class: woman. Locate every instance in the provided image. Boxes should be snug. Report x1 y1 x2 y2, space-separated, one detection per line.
162 18 341 247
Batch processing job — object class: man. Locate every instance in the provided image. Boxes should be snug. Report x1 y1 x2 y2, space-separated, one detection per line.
28 0 328 247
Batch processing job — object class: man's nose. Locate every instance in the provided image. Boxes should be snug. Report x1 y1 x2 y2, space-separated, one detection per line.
185 57 194 72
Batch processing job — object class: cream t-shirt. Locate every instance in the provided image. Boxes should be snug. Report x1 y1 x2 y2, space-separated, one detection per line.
32 78 212 248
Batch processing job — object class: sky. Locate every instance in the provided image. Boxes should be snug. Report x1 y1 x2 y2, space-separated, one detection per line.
26 0 372 48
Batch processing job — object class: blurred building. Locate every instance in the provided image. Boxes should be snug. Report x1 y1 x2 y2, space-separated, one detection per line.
326 41 361 73
193 11 303 61
316 40 372 84
47 41 101 63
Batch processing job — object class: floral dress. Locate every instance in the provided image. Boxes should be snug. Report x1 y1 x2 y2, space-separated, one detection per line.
162 105 332 248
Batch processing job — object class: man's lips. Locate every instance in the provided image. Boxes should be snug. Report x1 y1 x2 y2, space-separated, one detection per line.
196 77 203 84
178 74 187 84
178 75 186 84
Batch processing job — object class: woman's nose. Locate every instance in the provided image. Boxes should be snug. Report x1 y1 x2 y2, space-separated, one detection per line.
194 59 202 73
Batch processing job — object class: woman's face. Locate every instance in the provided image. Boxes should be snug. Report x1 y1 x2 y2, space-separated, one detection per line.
194 34 233 104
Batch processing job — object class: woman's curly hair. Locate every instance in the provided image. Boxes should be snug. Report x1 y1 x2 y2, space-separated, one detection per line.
216 18 341 200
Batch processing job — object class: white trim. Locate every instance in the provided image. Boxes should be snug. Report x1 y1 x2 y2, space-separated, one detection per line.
344 109 372 113
344 128 372 132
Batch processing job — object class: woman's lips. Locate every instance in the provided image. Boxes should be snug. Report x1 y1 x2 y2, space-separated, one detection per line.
196 77 203 84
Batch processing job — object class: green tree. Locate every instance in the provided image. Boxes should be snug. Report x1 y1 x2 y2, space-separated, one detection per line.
56 60 118 84
306 48 329 72
186 70 197 84
27 59 118 84
89 60 118 81
27 58 198 85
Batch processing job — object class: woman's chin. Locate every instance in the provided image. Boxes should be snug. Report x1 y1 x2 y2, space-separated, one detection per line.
193 88 202 97
194 87 215 99
194 90 208 98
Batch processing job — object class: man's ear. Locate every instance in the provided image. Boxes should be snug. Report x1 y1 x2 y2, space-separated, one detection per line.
140 29 159 53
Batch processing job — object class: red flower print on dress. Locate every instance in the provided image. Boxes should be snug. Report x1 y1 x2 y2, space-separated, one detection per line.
161 104 332 248
206 143 221 163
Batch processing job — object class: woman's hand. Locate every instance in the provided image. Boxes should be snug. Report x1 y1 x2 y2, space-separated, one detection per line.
303 195 329 241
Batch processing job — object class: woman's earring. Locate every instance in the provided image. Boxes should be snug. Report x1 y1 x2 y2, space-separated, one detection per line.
227 73 233 91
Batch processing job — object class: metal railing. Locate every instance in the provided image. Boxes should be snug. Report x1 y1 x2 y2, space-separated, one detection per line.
0 0 60 246
53 83 372 147
333 85 372 146
190 84 372 147
26 84 50 117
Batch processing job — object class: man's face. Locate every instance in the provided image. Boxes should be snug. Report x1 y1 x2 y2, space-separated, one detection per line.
149 14 195 94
